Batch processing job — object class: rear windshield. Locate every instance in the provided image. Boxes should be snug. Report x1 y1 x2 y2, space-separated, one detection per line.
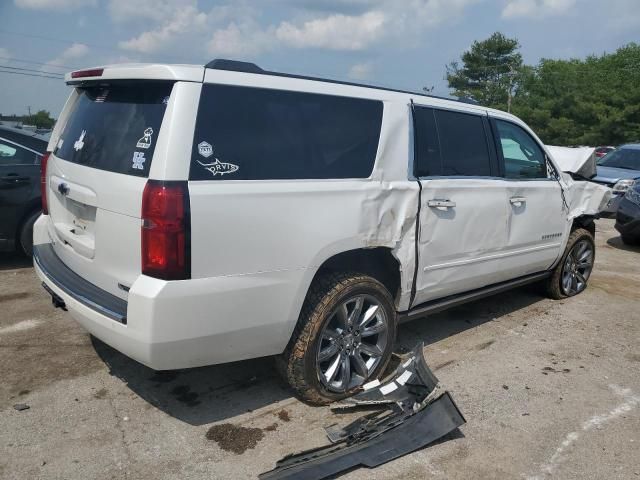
189 84 383 180
54 82 173 177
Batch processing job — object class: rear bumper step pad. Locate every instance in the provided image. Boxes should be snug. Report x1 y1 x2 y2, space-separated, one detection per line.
34 243 128 324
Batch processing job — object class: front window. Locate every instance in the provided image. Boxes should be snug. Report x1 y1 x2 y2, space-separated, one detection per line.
495 120 547 179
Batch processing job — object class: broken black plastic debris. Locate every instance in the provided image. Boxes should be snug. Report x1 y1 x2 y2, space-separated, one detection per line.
13 403 30 411
259 343 465 480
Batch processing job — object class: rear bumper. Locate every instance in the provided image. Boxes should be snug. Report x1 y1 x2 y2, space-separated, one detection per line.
33 218 304 370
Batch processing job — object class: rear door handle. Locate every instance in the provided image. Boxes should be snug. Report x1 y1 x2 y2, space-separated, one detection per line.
427 199 456 208
0 174 30 184
510 196 526 206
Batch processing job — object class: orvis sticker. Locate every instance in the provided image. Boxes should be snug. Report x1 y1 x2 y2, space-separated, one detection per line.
132 151 146 170
197 159 239 176
136 127 153 149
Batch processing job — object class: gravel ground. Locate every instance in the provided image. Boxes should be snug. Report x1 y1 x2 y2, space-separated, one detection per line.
1 218 639 480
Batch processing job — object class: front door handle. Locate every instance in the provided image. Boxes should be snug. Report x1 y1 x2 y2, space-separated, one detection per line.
427 199 456 208
510 196 526 206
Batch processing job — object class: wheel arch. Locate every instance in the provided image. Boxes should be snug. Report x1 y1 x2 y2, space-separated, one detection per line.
309 247 402 306
571 214 596 238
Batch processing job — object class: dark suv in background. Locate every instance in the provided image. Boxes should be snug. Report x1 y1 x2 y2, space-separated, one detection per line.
0 125 48 256
616 180 640 245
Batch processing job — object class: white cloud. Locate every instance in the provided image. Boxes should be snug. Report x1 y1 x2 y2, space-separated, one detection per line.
208 21 275 57
348 61 373 79
502 0 576 18
45 43 89 68
14 0 95 9
108 0 197 23
276 11 386 50
119 6 207 53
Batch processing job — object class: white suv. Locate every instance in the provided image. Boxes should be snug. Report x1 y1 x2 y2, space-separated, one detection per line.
34 60 610 404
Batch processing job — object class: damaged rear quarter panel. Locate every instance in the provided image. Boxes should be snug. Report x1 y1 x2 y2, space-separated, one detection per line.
187 100 419 355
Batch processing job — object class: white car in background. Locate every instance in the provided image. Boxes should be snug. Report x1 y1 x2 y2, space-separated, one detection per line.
33 60 610 404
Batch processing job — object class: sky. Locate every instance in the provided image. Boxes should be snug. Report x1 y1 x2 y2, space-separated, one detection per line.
0 0 639 117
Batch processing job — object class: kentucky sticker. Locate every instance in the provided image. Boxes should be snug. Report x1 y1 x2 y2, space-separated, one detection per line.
132 152 146 170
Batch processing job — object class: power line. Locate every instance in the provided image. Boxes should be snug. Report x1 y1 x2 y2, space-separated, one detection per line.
0 29 194 64
0 69 64 80
0 55 76 70
0 65 64 77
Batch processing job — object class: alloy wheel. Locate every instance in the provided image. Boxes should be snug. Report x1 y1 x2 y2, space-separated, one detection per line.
316 294 390 393
561 239 594 296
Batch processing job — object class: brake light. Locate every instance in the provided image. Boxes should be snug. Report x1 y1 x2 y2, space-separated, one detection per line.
141 180 190 280
40 152 50 214
71 68 104 78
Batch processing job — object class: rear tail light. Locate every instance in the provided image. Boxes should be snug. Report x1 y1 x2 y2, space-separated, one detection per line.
40 152 50 214
141 180 190 280
71 68 104 78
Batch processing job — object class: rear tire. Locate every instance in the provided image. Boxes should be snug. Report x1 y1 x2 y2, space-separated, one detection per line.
278 272 397 405
18 210 41 257
545 228 595 300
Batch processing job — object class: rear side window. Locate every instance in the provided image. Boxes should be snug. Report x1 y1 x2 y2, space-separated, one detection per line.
54 82 173 177
189 84 383 180
0 140 38 165
413 107 492 177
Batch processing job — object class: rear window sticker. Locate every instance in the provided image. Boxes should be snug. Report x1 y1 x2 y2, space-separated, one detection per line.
162 96 170 105
197 159 239 177
57 138 64 150
132 151 146 170
73 130 86 151
198 141 213 158
136 127 153 149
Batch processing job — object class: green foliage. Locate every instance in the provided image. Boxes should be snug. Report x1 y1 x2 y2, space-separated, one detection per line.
513 43 640 145
447 32 640 146
26 110 55 129
446 32 524 111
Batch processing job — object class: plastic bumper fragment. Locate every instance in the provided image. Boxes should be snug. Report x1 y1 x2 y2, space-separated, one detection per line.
259 343 465 480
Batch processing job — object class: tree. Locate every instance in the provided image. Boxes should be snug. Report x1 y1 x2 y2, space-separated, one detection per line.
446 32 524 112
26 110 55 129
513 43 640 145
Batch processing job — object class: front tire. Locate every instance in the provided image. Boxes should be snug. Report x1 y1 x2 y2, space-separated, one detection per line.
279 273 397 405
545 228 595 299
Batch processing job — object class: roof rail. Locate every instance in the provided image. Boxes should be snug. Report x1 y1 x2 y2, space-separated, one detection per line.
204 58 465 105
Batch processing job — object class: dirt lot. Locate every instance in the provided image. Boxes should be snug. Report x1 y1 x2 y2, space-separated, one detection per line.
1 218 639 480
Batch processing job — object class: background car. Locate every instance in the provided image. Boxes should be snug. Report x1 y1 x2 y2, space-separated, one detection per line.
592 144 640 215
0 125 48 256
616 180 640 245
594 146 615 159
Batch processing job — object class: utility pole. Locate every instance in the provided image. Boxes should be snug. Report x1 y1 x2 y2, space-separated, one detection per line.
506 66 516 113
